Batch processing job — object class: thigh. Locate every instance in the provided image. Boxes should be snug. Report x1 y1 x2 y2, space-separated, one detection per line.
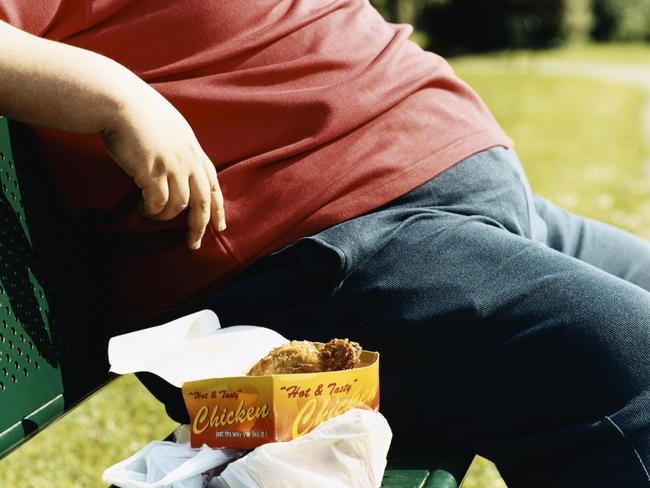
330 212 650 486
532 194 650 291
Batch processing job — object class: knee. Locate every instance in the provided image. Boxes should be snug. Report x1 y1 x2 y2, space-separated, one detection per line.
549 276 650 412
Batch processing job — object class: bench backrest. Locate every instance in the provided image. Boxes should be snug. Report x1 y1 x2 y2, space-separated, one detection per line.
0 117 112 458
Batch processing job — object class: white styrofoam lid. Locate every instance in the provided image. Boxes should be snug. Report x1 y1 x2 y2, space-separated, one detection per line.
108 310 288 387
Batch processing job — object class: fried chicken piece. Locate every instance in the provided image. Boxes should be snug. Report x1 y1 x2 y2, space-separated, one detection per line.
248 338 362 376
248 340 322 376
320 338 362 372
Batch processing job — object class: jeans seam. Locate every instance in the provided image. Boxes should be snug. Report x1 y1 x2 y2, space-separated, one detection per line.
302 236 349 296
603 415 650 484
334 211 508 300
510 155 535 239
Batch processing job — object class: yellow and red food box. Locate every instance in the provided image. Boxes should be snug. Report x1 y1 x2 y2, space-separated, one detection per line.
182 351 380 449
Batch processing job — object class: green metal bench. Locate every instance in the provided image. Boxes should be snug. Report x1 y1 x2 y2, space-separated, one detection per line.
0 117 473 487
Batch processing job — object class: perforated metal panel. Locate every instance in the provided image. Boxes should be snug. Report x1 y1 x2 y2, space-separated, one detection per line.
0 274 54 392
0 137 30 243
0 118 113 458
0 117 64 454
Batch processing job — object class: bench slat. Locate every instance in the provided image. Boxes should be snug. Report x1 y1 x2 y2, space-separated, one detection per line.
381 468 431 487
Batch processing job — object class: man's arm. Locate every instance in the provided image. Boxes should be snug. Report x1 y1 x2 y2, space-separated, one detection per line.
0 20 226 249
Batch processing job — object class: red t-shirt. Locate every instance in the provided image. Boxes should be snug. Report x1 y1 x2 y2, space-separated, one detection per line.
1 0 512 323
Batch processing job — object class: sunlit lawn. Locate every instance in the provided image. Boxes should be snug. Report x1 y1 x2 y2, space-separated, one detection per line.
453 62 650 240
1 375 176 487
2 44 650 487
455 41 650 65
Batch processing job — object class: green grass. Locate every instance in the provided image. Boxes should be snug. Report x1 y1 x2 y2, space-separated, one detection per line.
2 44 649 488
0 375 177 487
451 41 650 66
548 42 650 63
451 66 650 239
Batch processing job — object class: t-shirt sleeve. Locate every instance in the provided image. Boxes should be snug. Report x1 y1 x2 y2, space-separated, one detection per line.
0 0 63 36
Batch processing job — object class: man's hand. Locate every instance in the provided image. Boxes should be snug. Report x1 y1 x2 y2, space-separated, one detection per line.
103 88 226 250
0 20 226 250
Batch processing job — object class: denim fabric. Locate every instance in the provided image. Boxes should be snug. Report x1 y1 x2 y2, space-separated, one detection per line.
189 147 650 487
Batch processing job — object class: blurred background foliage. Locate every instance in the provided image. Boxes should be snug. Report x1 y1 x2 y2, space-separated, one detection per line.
370 0 650 55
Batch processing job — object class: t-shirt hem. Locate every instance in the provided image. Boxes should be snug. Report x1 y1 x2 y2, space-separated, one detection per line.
121 130 512 325
246 129 513 261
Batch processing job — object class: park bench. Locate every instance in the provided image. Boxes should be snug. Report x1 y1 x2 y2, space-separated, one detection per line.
0 116 473 487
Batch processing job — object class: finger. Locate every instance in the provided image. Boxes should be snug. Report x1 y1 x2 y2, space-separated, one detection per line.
141 176 169 216
203 156 226 232
154 171 190 221
187 172 211 250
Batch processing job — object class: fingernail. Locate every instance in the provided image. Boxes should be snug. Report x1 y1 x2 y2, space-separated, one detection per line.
192 240 201 250
218 221 227 232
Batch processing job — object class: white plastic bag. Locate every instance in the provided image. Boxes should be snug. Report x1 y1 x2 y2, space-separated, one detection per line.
103 441 243 488
212 409 392 488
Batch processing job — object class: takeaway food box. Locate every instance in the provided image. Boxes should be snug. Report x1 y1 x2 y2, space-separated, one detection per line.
108 310 380 449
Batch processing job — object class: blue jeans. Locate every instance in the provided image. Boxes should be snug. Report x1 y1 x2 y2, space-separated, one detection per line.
170 147 650 487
